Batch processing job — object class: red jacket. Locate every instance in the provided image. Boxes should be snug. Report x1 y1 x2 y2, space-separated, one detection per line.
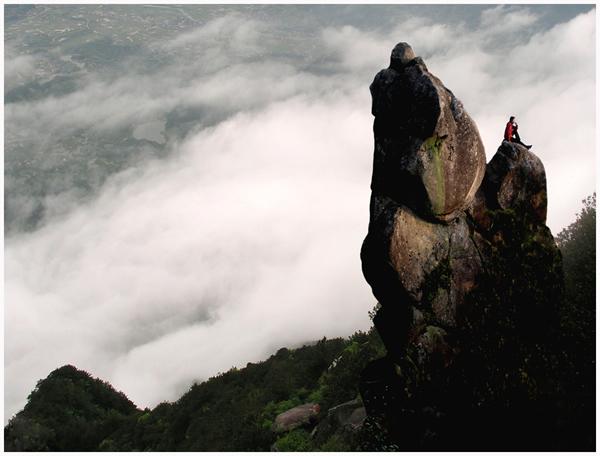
504 121 514 141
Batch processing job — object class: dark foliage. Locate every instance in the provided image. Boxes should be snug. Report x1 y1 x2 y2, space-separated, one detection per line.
4 365 137 451
557 193 596 310
555 193 596 449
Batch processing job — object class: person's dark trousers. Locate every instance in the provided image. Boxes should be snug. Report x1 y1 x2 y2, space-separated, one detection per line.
511 131 529 148
511 139 528 147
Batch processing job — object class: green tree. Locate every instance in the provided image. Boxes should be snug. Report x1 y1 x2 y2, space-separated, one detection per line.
4 365 138 451
555 193 596 449
557 193 596 309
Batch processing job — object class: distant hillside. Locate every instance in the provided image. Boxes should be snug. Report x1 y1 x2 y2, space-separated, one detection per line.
5 330 385 451
3 365 137 451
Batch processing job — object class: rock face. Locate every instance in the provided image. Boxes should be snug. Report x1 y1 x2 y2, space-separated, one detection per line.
362 42 487 333
272 403 320 433
359 43 566 450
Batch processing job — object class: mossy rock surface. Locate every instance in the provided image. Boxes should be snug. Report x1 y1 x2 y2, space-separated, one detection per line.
369 50 485 222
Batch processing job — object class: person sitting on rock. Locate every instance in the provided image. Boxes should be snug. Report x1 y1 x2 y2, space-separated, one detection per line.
504 116 532 149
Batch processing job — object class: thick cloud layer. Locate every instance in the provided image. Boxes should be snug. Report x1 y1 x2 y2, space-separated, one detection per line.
5 94 375 414
4 5 595 421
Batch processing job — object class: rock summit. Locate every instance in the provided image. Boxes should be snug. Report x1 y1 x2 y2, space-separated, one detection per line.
359 43 565 450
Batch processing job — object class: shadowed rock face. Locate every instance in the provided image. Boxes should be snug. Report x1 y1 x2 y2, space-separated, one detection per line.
311 398 367 445
360 42 566 451
484 140 548 224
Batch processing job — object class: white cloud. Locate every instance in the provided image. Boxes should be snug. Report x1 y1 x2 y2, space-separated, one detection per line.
162 13 264 57
321 25 392 71
5 93 375 417
480 5 539 36
4 45 38 92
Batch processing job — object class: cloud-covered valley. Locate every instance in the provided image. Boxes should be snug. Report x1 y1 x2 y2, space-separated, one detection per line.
4 5 595 421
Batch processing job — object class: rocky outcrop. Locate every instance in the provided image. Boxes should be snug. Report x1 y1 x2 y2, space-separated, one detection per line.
369 42 486 223
272 403 320 433
309 398 367 450
480 140 548 224
359 43 566 450
312 398 366 440
361 42 488 339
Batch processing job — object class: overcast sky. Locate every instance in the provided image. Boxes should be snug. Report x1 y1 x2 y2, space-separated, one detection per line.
4 4 595 422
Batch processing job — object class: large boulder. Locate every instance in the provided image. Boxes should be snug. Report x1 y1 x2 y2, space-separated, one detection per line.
311 398 367 446
482 140 548 224
369 42 486 222
272 403 320 434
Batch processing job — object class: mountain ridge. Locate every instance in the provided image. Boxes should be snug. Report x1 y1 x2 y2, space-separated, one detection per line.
4 331 384 451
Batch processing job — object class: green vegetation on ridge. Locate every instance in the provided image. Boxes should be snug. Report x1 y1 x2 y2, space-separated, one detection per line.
5 330 385 451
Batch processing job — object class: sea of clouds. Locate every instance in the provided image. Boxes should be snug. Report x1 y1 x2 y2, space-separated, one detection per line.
4 5 595 421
